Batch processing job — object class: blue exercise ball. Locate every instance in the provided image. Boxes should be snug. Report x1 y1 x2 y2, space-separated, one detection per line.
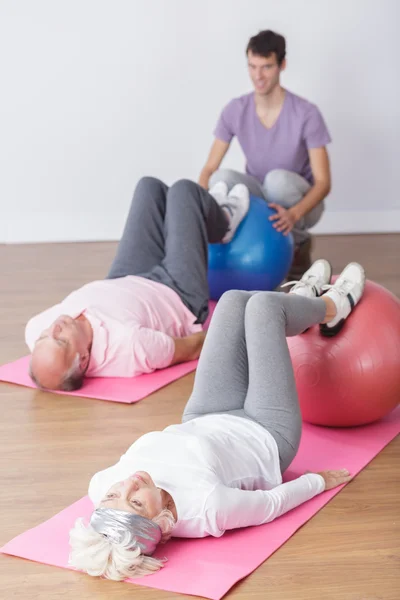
208 195 294 300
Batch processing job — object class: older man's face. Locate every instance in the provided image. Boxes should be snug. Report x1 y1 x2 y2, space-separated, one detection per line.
30 315 85 389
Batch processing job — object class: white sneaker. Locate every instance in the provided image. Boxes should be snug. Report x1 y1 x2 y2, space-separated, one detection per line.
282 259 332 298
209 181 229 204
320 262 366 337
217 184 250 243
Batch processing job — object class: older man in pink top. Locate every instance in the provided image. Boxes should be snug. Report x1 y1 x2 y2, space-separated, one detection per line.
26 177 250 391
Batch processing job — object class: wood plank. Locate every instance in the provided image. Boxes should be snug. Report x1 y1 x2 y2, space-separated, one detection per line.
0 234 399 599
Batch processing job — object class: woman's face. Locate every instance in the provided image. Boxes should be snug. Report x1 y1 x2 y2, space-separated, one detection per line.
99 471 164 519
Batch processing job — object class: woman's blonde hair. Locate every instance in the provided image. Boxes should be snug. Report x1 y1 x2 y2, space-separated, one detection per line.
69 508 176 580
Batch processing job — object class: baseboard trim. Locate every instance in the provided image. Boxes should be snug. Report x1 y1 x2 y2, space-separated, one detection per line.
3 210 400 243
312 210 400 235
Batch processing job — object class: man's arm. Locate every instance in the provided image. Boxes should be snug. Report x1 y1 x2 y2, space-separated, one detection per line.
269 147 331 235
169 331 206 365
198 139 230 189
291 146 331 221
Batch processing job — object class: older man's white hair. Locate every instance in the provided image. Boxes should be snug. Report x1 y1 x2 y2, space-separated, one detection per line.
30 353 85 391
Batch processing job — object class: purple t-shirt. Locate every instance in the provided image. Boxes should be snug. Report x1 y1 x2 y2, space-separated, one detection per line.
214 90 331 185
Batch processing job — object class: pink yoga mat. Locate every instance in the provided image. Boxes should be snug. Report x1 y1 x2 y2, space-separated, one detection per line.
0 303 216 403
2 408 399 599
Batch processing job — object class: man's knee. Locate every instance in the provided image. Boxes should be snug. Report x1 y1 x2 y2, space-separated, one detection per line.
167 179 207 213
134 176 167 203
136 176 164 192
263 169 293 204
130 177 167 213
168 178 200 200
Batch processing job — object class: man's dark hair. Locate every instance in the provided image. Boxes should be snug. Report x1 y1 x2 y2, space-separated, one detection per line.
246 30 286 66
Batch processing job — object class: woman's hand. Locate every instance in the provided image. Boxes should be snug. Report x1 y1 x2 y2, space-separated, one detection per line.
317 469 352 490
268 204 298 235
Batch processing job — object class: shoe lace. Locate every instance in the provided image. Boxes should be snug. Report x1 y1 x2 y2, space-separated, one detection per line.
281 274 318 289
322 277 352 296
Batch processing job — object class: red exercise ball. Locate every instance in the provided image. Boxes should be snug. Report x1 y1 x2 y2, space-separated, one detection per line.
288 280 400 427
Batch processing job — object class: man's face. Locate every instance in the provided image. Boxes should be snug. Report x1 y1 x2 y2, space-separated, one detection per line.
247 51 285 96
30 315 87 389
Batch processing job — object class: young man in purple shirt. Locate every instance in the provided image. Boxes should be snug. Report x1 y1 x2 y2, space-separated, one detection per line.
199 29 332 279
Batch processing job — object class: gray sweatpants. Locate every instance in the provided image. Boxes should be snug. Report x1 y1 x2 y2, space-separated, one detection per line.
209 168 324 245
182 290 326 472
107 177 228 324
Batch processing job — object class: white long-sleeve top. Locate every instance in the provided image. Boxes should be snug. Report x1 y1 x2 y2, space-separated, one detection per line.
89 414 325 538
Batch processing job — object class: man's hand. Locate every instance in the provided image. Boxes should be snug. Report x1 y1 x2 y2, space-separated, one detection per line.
268 203 298 235
170 331 207 366
317 469 352 490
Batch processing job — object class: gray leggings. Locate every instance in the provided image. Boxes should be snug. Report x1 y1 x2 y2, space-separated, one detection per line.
182 290 326 472
209 168 324 245
107 177 228 324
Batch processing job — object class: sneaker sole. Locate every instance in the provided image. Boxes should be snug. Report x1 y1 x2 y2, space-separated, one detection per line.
319 318 346 337
319 264 366 337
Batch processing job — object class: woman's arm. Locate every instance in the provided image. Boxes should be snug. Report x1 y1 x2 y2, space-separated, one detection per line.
208 470 351 535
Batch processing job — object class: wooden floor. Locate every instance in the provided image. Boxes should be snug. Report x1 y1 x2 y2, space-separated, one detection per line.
0 234 399 600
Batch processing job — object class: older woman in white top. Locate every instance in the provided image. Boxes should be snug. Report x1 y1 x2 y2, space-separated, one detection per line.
69 259 365 580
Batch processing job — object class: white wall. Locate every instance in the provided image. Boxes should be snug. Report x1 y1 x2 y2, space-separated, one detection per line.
1 0 399 243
